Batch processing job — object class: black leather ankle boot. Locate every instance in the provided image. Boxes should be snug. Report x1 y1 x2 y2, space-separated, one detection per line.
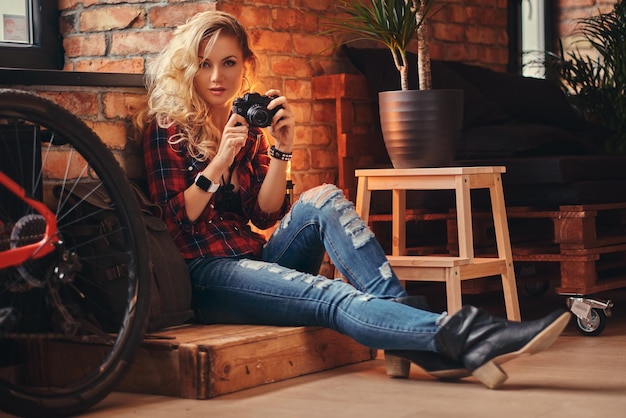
435 306 571 389
384 295 469 380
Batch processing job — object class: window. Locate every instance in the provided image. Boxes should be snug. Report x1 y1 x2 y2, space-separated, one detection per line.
507 0 554 76
1 1 30 43
0 0 63 70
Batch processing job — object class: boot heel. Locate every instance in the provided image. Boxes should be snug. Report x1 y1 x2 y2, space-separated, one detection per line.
385 353 410 378
472 361 508 389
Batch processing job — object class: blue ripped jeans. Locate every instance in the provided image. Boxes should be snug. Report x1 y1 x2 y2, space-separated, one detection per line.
188 184 444 351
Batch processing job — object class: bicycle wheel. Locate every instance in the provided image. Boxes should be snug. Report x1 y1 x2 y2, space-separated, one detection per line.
0 89 151 417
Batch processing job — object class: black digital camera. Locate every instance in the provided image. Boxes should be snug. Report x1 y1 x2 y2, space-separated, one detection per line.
232 93 282 128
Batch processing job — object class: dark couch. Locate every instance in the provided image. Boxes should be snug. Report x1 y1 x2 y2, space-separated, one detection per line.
345 47 626 208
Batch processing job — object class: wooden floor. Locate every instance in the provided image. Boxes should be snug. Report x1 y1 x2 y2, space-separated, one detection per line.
4 285 626 418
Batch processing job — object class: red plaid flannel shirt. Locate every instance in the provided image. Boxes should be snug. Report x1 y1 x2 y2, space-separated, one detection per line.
143 119 290 259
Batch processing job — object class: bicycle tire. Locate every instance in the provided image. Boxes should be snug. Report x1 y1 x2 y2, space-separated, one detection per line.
0 89 152 417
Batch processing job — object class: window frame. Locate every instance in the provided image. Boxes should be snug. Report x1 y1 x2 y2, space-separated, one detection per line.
0 0 63 70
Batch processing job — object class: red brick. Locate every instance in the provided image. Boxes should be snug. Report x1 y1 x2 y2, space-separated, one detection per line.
38 91 98 117
43 150 90 180
293 125 313 146
58 0 98 10
312 102 337 125
63 34 107 57
257 75 284 94
289 102 312 124
271 9 317 32
465 26 506 45
285 79 311 100
433 42 479 62
148 3 217 28
219 4 271 27
86 121 128 149
293 33 334 56
103 92 147 119
249 30 293 53
558 0 597 7
311 148 337 169
438 4 473 24
79 6 146 32
292 0 334 12
309 125 332 146
111 31 173 55
75 58 145 74
432 23 466 43
254 53 271 75
270 56 312 78
291 149 310 171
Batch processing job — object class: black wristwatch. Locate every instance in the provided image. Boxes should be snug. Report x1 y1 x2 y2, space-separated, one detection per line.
194 173 219 193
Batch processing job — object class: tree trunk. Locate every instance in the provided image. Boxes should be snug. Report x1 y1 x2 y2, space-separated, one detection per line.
417 6 431 90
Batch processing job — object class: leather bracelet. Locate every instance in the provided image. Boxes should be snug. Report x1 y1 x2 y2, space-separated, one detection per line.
269 145 293 161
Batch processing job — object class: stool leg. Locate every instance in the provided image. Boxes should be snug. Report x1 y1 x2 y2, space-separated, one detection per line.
490 175 521 321
445 266 463 315
500 263 521 321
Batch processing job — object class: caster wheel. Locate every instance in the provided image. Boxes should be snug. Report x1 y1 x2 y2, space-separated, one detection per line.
575 308 606 336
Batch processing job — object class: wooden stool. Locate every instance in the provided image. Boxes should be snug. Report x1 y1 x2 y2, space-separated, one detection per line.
355 167 521 321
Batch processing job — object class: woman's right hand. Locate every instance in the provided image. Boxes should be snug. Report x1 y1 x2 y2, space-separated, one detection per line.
212 113 249 171
185 113 249 221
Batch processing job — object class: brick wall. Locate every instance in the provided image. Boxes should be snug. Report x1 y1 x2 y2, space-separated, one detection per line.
50 0 512 195
34 85 147 179
7 0 614 195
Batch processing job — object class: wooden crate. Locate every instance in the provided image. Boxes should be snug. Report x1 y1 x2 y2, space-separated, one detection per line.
38 324 375 399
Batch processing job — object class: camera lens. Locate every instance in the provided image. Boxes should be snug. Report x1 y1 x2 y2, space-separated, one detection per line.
247 105 271 127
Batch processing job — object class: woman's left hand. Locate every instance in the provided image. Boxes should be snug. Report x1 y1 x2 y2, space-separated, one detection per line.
265 89 294 152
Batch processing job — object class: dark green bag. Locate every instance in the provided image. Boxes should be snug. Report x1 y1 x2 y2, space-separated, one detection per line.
58 182 194 332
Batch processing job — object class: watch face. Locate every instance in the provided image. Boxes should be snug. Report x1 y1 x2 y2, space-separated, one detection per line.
195 173 219 193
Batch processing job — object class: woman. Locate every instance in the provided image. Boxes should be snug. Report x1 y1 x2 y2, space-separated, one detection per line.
138 10 570 390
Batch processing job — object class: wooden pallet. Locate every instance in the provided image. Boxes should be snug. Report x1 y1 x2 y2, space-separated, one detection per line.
453 203 626 295
369 203 626 296
35 324 375 399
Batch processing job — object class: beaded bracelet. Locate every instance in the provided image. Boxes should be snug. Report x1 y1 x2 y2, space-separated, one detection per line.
269 145 293 161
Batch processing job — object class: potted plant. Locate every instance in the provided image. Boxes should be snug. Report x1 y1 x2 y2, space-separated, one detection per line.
323 0 463 168
541 0 625 154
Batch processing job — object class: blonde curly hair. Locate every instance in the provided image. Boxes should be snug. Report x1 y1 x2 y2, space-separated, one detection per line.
138 10 257 161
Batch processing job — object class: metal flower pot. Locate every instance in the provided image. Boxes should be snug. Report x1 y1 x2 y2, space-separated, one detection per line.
378 89 464 168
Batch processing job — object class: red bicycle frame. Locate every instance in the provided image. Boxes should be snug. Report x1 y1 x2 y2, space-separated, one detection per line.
0 171 58 269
